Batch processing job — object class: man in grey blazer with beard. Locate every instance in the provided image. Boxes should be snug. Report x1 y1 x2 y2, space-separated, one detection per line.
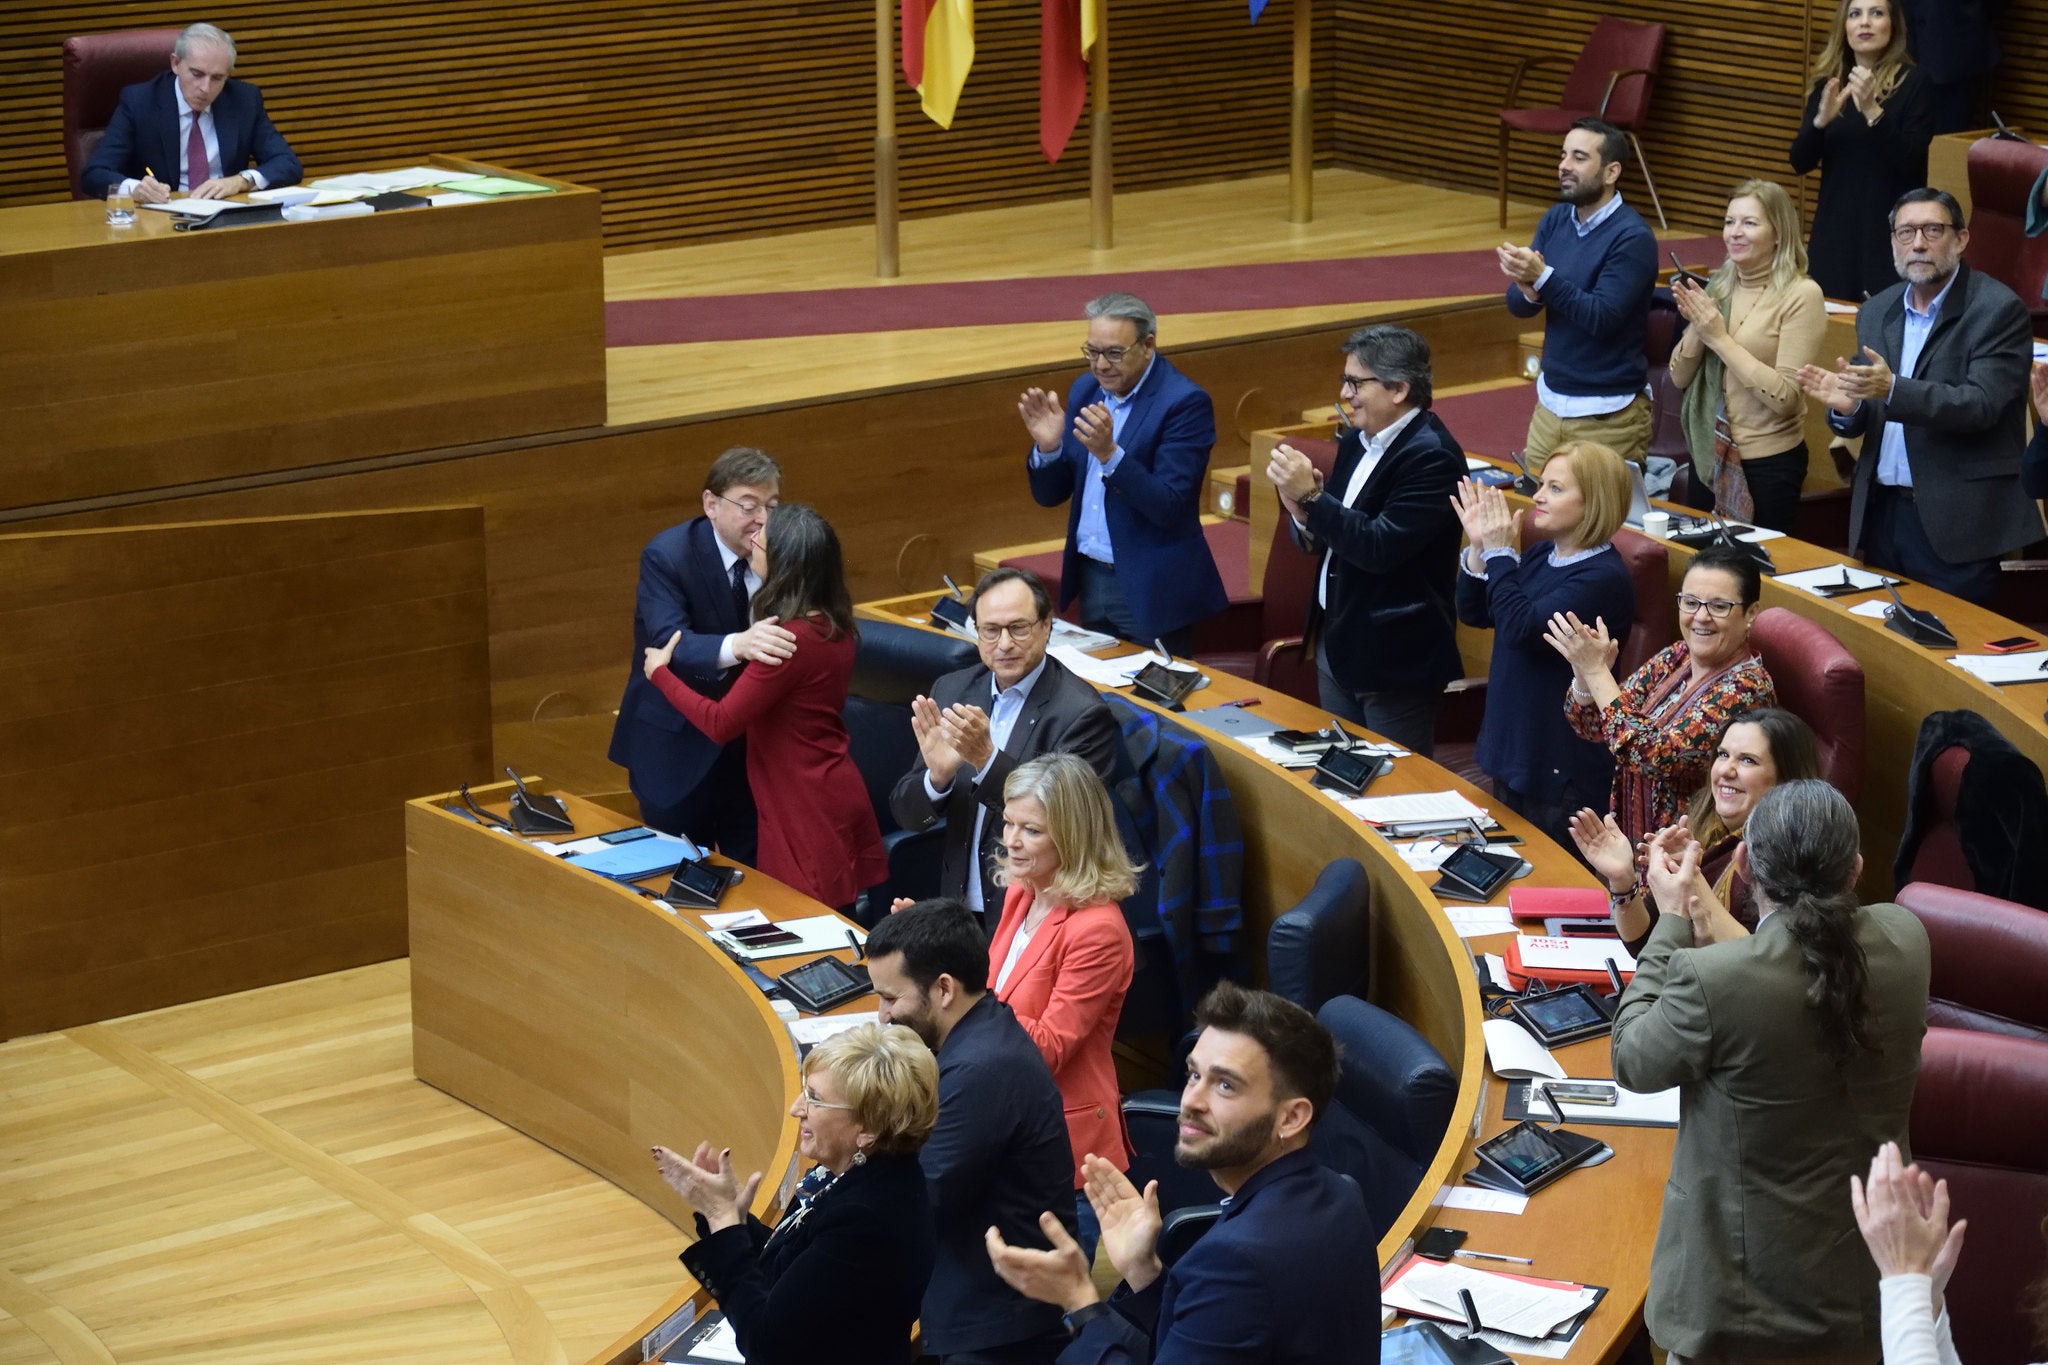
889 568 1120 925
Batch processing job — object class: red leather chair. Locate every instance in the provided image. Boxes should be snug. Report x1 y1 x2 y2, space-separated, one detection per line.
1909 1028 2048 1365
1896 882 2048 1041
1748 606 1864 803
63 28 181 200
1225 436 1341 704
1963 136 2048 332
1497 17 1667 230
1899 745 1978 892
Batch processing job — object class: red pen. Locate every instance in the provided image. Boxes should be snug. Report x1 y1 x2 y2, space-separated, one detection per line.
1218 697 1261 709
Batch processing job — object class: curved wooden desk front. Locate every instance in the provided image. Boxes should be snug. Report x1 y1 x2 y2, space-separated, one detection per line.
407 784 871 1364
858 593 1671 1362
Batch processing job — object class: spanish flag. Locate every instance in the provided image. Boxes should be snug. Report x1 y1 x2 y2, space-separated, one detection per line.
902 0 976 129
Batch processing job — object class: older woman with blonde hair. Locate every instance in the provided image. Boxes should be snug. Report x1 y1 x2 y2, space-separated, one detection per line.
990 750 1139 1260
654 1022 938 1365
1452 439 1638 848
1670 179 1828 532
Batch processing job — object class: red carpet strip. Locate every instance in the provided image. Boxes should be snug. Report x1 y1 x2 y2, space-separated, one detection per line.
606 238 1722 347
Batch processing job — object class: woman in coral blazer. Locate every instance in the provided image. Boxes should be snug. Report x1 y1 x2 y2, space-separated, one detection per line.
985 751 1138 1260
641 503 885 910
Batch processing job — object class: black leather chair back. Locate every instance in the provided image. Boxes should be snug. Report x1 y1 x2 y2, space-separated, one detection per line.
1266 858 1370 1013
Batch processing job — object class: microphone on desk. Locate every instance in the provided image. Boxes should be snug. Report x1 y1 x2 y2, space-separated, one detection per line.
847 928 865 961
941 573 964 600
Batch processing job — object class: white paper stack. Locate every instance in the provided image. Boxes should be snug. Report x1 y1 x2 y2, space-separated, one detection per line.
1514 935 1638 972
1340 790 1490 827
1949 652 2048 686
1775 563 1898 597
1387 1260 1599 1340
1481 1018 1566 1080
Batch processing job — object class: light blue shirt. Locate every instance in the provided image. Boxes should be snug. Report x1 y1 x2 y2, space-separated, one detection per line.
921 656 1049 912
1030 358 1157 563
1873 268 1961 488
1531 194 1638 418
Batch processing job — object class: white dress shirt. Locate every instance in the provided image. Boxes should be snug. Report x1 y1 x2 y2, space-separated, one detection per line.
922 657 1049 912
1312 406 1421 608
712 534 762 670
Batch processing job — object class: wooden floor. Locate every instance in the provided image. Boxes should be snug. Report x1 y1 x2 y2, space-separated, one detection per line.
603 167 1567 426
0 962 687 1365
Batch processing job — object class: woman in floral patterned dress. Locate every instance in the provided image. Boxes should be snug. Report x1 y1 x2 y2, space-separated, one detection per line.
1547 543 1777 844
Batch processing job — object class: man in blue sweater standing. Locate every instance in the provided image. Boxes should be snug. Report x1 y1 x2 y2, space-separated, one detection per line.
1499 118 1659 472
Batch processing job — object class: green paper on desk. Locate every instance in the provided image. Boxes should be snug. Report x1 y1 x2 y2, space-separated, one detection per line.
439 176 553 196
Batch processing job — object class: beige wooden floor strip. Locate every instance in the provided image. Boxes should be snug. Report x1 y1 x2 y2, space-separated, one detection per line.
65 1026 569 1365
0 1264 113 1365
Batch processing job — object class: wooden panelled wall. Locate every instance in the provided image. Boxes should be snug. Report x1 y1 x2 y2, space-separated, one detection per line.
0 509 493 1039
0 0 1331 249
1338 0 2048 232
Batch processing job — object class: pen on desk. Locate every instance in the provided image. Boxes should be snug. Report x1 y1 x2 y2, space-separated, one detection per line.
1454 1249 1534 1265
1218 697 1261 709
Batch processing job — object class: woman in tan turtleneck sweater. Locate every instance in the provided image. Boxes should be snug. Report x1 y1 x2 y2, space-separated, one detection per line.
1669 179 1828 533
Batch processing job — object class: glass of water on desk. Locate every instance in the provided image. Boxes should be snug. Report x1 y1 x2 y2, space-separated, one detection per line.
105 183 136 227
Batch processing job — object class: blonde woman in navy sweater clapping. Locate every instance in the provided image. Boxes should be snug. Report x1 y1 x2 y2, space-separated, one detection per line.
1453 441 1637 848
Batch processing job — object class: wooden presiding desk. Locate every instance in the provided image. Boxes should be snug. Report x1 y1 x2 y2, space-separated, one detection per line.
413 624 1673 1363
1 156 604 513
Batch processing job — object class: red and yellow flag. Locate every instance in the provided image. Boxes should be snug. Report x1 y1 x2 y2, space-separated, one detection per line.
902 0 976 129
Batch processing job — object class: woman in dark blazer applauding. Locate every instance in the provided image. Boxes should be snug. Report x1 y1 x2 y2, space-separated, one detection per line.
1790 0 1934 301
655 1022 939 1365
1451 440 1637 848
642 503 886 909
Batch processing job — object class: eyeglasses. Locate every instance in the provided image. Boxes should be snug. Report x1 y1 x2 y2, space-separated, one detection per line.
976 619 1044 643
713 492 780 518
1891 222 1955 245
797 1087 855 1112
1081 343 1146 364
1339 374 1389 394
1675 593 1744 620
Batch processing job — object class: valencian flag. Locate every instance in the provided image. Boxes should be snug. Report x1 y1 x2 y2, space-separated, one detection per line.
1249 0 1269 18
1038 0 1093 163
903 0 976 128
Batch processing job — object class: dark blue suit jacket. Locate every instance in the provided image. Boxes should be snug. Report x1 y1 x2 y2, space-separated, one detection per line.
1027 354 1229 640
607 517 749 807
81 71 300 198
919 994 1075 1355
1061 1147 1380 1365
1297 410 1467 694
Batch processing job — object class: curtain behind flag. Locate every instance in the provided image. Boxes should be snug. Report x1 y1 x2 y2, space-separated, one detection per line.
903 0 975 128
1039 0 1087 162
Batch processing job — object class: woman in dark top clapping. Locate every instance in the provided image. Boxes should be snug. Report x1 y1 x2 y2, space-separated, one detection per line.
1451 440 1637 848
655 1022 938 1365
1790 0 1934 301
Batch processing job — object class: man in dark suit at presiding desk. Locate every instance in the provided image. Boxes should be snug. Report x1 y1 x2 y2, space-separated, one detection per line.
608 447 796 864
1798 188 2040 607
80 23 300 204
890 569 1119 923
989 982 1380 1365
1266 324 1466 757
1018 293 1229 654
868 901 1078 1365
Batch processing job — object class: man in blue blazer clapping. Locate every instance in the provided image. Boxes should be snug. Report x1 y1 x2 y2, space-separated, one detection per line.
1019 294 1229 654
82 23 301 204
988 982 1380 1365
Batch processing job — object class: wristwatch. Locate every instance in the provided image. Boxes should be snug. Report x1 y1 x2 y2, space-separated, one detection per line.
1063 1301 1113 1336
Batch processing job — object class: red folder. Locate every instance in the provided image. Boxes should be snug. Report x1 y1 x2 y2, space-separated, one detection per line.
1507 886 1609 922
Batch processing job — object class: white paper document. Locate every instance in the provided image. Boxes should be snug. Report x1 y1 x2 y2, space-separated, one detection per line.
713 914 863 961
309 165 462 193
1481 954 1514 992
282 201 374 221
1849 599 1891 619
1949 652 2048 686
1396 839 1462 872
1047 619 1119 652
1525 1078 1681 1126
683 1316 746 1364
787 1013 876 1048
1775 563 1899 597
1340 790 1490 827
1514 934 1637 972
1444 906 1516 939
1482 1018 1566 1080
1439 1184 1529 1215
703 909 770 931
1389 1260 1599 1340
141 197 259 218
1047 646 1206 691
